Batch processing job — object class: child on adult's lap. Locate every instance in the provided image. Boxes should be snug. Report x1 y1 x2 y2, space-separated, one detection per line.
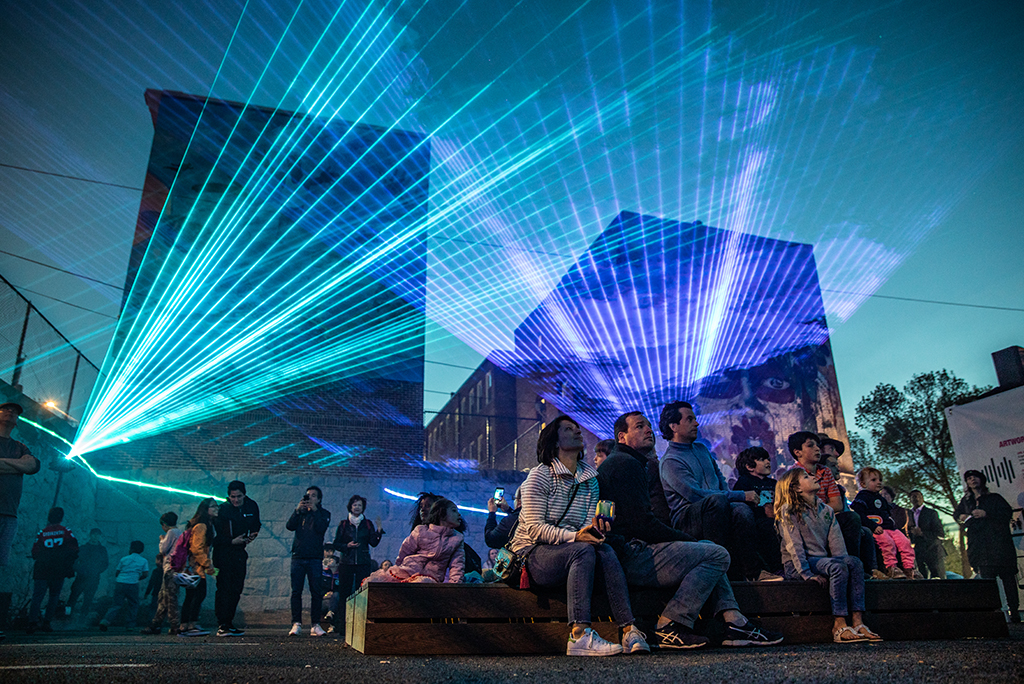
365 498 465 584
776 468 881 644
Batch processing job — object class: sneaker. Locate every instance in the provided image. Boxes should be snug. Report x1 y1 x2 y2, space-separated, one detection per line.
566 627 623 656
311 624 326 637
140 626 161 635
869 569 889 580
722 621 784 647
323 610 334 621
288 623 302 636
179 627 209 637
755 570 784 582
902 567 915 580
229 627 245 636
654 621 709 650
621 627 650 654
98 620 109 632
217 626 232 637
325 624 335 634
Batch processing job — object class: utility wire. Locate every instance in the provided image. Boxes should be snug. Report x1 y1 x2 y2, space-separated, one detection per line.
0 162 143 192
0 249 124 290
823 288 1024 313
11 285 118 319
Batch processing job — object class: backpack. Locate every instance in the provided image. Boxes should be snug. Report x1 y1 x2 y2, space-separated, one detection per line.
168 528 193 572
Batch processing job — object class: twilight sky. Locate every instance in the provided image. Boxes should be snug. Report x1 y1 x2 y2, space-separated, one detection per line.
1 0 1021 442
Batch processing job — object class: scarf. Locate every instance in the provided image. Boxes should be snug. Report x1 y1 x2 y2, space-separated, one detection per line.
348 512 364 526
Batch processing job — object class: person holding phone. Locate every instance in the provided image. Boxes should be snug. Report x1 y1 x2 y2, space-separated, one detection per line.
213 480 261 637
286 486 331 636
510 415 648 657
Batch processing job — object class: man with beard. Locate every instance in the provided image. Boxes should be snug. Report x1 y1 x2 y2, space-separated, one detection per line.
598 411 783 648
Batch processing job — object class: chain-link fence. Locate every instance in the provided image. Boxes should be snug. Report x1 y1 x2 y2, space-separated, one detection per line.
0 274 100 422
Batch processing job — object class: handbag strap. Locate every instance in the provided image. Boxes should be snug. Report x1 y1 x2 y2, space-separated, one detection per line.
554 481 581 528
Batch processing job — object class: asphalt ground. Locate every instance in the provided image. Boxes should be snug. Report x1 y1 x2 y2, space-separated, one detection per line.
0 623 1021 684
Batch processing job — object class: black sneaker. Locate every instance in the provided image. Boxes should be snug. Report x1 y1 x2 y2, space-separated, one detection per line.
216 626 232 637
229 627 245 636
722 621 783 647
654 621 709 649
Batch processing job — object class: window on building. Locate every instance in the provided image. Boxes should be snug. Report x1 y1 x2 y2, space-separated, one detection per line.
486 371 493 404
476 434 485 464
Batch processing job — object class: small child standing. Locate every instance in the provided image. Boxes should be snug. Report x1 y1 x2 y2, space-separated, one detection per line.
100 540 149 631
29 507 79 633
851 468 915 580
321 544 340 628
776 468 881 643
365 498 465 584
144 512 183 635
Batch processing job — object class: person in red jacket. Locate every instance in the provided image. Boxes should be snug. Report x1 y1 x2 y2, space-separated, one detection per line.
29 507 78 633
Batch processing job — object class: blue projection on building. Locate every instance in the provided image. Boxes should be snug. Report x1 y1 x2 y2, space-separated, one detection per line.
492 211 844 467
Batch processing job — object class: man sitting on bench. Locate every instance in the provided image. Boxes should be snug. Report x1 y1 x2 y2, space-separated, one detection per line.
659 402 783 582
599 411 783 649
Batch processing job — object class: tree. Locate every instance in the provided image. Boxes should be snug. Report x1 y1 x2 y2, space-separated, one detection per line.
854 370 992 576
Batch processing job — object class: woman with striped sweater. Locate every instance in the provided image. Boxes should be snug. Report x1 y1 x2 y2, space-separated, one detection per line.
510 415 648 656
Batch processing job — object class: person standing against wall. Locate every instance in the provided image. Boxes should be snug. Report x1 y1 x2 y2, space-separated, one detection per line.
286 486 331 637
214 481 260 637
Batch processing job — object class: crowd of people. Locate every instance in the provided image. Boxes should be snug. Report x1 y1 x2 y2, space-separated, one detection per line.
1 398 1021 651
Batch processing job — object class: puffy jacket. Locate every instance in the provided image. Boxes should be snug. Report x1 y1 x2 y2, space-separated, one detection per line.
395 524 465 583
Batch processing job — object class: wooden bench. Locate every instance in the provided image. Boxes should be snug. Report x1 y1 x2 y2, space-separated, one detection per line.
346 579 1009 655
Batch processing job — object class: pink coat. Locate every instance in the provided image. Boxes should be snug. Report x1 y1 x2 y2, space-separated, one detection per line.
380 524 465 584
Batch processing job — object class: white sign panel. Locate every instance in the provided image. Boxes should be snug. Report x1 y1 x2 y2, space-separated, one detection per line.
946 384 1024 509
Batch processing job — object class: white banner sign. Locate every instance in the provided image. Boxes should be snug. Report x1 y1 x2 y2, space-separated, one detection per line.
946 384 1024 510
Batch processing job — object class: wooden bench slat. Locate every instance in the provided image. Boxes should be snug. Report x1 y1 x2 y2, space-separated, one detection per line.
358 622 619 655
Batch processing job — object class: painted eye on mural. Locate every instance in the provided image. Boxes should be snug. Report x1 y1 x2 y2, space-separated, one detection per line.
754 376 794 404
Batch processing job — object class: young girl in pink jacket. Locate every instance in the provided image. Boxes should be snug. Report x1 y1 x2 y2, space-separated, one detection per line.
365 498 465 584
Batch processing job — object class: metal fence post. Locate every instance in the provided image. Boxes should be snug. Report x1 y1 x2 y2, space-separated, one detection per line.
11 302 31 390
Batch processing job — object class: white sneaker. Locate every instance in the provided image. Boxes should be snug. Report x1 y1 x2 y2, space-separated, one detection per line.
566 627 623 656
288 623 302 636
622 627 651 654
310 624 326 637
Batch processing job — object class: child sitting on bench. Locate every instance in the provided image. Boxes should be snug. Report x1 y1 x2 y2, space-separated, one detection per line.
776 468 881 643
365 498 465 584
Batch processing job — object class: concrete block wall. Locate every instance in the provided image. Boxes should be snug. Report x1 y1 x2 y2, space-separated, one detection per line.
37 467 529 618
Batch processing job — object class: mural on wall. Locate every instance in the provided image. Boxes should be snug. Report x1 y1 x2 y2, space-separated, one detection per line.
494 211 848 477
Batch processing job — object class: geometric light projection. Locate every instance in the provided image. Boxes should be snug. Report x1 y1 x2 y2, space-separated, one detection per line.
70 90 429 459
54 0 1016 466
492 211 846 470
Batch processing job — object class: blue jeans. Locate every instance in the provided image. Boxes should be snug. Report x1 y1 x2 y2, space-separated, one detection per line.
621 540 738 628
525 542 634 627
290 557 323 624
809 555 864 617
30 577 64 624
103 582 141 627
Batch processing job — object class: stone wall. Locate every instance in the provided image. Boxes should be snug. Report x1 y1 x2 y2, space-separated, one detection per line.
6 465 527 620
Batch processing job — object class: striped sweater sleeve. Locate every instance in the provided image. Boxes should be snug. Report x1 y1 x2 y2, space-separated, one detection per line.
512 466 577 551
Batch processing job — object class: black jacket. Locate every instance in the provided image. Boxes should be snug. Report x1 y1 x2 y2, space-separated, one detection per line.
214 497 261 559
287 506 332 559
484 509 520 549
333 518 383 566
733 471 777 520
598 444 696 545
955 491 1017 571
909 505 944 550
851 490 896 530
